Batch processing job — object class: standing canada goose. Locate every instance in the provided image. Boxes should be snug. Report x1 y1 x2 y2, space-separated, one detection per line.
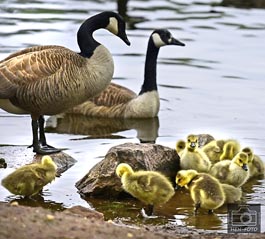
0 11 130 154
179 134 211 172
1 155 57 197
242 147 265 178
209 152 249 187
116 163 175 217
175 169 225 214
68 29 185 118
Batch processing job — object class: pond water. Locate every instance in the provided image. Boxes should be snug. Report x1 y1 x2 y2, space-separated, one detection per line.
0 0 265 233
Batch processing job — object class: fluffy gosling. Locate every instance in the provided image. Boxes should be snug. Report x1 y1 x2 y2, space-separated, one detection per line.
180 134 211 172
116 163 175 217
209 152 249 187
242 147 264 178
175 169 225 214
1 156 57 197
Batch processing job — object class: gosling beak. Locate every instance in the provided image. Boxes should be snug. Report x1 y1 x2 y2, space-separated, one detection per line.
119 32 131 46
190 142 196 148
170 37 185 47
242 164 248 171
175 185 179 190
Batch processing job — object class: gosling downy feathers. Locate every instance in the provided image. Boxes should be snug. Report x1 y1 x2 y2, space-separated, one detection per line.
175 169 225 214
68 29 185 118
176 139 186 154
202 139 240 164
116 163 175 216
221 183 242 204
1 156 57 197
242 147 265 178
209 152 249 187
0 11 130 154
179 134 211 172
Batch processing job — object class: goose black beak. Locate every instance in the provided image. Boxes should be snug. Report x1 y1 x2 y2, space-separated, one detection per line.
170 38 185 47
119 32 131 46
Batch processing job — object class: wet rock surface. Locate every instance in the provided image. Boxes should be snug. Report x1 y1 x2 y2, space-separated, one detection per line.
0 145 77 175
76 143 180 198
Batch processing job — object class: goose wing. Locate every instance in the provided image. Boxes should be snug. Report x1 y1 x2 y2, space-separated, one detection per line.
0 45 80 98
90 82 137 106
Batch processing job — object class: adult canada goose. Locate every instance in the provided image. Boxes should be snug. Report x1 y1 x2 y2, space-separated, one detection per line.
0 11 130 154
1 155 57 197
209 152 249 187
179 134 211 172
68 29 185 118
116 163 175 217
175 169 225 214
242 147 265 178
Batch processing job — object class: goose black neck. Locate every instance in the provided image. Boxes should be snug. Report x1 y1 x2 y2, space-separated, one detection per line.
77 14 104 58
139 38 159 95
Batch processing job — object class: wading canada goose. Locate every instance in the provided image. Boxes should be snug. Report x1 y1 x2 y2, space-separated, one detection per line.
116 163 175 217
1 155 57 197
242 147 265 178
179 134 211 172
209 152 249 187
68 29 185 118
0 11 130 154
175 169 225 214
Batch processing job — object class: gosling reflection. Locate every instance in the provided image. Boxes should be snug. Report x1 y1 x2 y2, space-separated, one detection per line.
45 114 159 143
5 193 65 211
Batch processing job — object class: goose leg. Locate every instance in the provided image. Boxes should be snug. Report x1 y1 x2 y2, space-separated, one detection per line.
30 117 60 155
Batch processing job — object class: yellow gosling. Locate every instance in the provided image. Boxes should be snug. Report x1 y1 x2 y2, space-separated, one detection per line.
180 134 211 172
1 156 57 197
242 147 265 178
116 163 175 217
221 183 242 204
176 140 186 154
220 140 241 160
209 152 249 187
175 169 225 214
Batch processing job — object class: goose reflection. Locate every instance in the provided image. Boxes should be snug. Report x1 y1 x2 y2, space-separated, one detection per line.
45 114 159 143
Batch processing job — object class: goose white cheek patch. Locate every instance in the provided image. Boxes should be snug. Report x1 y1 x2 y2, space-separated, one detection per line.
106 17 118 35
152 33 166 47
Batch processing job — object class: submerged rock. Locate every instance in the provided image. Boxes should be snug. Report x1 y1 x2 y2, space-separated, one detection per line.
76 143 180 198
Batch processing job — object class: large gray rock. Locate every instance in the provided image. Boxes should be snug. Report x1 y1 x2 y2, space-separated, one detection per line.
76 142 180 198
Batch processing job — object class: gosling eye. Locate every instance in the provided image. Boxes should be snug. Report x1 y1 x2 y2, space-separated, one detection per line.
239 159 242 163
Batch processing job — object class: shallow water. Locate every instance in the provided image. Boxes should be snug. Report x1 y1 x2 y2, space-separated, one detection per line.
0 0 265 233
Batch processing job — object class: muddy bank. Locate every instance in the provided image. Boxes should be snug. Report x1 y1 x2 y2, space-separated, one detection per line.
0 202 264 239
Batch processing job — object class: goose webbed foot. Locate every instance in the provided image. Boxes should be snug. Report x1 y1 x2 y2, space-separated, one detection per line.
33 143 61 155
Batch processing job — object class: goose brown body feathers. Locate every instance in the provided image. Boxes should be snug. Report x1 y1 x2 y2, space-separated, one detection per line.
0 11 130 154
67 29 185 118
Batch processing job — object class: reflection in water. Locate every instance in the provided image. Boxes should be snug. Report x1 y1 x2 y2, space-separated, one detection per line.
218 0 265 8
45 114 159 143
4 192 65 211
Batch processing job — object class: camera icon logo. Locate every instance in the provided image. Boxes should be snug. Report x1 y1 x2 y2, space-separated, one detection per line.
231 205 257 227
228 204 261 233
